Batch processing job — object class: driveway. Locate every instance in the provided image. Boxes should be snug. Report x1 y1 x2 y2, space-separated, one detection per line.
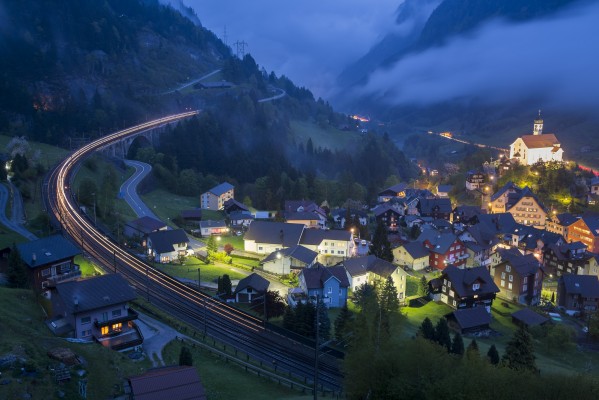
136 312 186 366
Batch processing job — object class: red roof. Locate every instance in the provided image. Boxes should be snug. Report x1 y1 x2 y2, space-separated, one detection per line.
520 134 560 149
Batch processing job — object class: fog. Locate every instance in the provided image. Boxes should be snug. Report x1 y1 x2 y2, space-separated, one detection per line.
356 1 599 110
182 0 401 97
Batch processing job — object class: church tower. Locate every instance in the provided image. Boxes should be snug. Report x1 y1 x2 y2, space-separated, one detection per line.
533 110 543 135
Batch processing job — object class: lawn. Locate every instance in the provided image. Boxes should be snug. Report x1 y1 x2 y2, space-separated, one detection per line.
162 340 310 400
290 120 361 151
154 256 249 284
402 301 453 337
0 287 152 399
74 255 102 277
0 228 27 249
406 276 420 297
141 189 200 227
221 234 245 250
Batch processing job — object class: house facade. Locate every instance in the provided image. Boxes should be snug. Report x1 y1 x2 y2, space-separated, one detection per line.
509 117 563 165
432 266 499 311
490 183 546 227
557 274 599 312
300 229 355 261
374 205 402 232
418 231 467 270
465 171 485 191
545 213 578 238
261 245 318 275
201 182 234 210
51 274 142 351
418 198 452 221
393 242 430 271
244 221 305 255
567 216 599 254
543 242 593 277
199 220 228 237
147 229 190 263
377 183 408 203
298 265 349 308
492 254 544 305
234 273 269 303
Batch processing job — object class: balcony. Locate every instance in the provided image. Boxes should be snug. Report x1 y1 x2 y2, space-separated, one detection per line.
46 265 81 287
94 308 139 328
95 322 144 352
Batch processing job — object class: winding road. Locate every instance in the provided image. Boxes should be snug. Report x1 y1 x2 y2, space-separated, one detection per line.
0 182 37 240
120 160 157 219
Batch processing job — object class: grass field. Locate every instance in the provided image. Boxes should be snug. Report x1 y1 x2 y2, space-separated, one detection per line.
154 256 249 284
0 228 27 249
290 120 361 151
141 189 199 227
74 255 102 277
0 287 152 399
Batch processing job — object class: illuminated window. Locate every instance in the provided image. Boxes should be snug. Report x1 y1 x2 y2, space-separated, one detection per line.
101 326 109 335
112 323 122 332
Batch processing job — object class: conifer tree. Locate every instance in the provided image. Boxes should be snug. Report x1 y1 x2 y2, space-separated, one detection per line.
179 346 193 366
451 332 465 356
334 303 353 342
502 326 537 373
7 244 28 288
466 339 479 359
487 344 500 365
435 318 452 352
418 317 435 341
419 275 429 297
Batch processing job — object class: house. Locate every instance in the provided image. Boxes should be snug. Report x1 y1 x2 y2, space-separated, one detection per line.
180 209 203 227
437 185 452 198
196 80 233 89
286 212 322 229
545 212 578 238
16 235 82 291
418 198 452 221
127 365 207 400
510 225 563 256
200 182 234 210
567 214 599 253
497 156 512 177
509 116 563 165
147 229 190 263
124 216 168 243
285 200 327 222
458 224 499 267
542 242 594 277
199 220 228 237
50 274 142 351
449 307 492 333
465 171 485 191
244 221 304 255
557 274 599 313
299 229 354 261
377 182 409 203
298 265 349 308
489 183 547 228
393 241 430 271
431 265 499 311
223 198 250 215
261 245 318 275
228 211 254 229
492 252 544 305
331 208 368 229
452 205 482 227
511 308 549 329
234 273 270 303
417 230 467 270
341 255 407 301
374 204 402 232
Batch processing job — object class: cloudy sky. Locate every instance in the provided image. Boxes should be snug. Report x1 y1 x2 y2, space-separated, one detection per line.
185 0 401 98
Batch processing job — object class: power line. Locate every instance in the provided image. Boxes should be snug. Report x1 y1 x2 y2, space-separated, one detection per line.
233 40 248 59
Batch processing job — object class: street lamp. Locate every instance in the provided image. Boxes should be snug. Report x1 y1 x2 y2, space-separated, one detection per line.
277 252 283 275
91 192 97 225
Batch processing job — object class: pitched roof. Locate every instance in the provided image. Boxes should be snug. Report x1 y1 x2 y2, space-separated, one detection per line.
475 213 518 234
554 213 579 226
125 216 167 234
234 273 270 294
17 235 81 269
223 198 249 212
400 241 430 259
207 182 234 196
520 134 560 149
560 274 599 298
148 229 189 254
301 265 349 289
244 221 304 247
262 245 317 265
372 203 402 217
417 230 459 254
55 274 136 314
286 212 320 221
452 307 492 330
437 185 453 193
367 257 399 278
300 229 351 246
378 182 408 196
180 209 202 220
580 215 599 237
284 200 324 216
419 198 452 214
491 181 519 202
199 220 226 229
128 365 206 400
443 265 499 298
229 211 254 220
511 308 549 327
506 187 546 212
342 255 374 277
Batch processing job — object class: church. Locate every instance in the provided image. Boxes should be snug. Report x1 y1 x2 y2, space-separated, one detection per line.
509 114 563 165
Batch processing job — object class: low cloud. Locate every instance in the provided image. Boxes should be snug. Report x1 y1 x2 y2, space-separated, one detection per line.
356 1 599 110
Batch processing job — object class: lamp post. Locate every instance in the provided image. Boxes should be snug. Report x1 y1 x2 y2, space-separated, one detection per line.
277 252 282 276
91 192 97 226
313 294 320 400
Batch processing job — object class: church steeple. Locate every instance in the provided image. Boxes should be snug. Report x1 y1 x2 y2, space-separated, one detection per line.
533 110 543 135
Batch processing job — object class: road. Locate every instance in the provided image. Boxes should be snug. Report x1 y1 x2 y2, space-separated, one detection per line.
43 112 343 395
258 86 286 103
0 183 37 240
161 69 222 95
121 160 157 219
431 131 509 153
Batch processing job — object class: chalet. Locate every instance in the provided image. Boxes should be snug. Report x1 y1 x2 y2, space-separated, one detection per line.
373 204 402 232
465 171 485 191
543 242 594 277
342 255 407 300
244 221 304 255
510 225 563 257
199 220 228 237
509 116 563 165
299 229 354 260
418 198 452 221
298 265 349 308
127 366 207 400
200 182 234 210
377 183 409 203
393 241 429 271
417 230 467 270
492 252 544 305
497 156 512 177
261 245 318 275
436 185 452 198
557 274 599 312
490 183 547 228
50 274 142 351
286 212 322 229
234 273 269 303
16 235 82 292
331 208 368 229
431 265 499 311
545 212 578 238
458 224 499 267
449 307 492 334
567 214 599 253
229 211 254 229
223 198 250 215
124 216 168 243
452 205 482 227
285 200 327 220
147 229 190 263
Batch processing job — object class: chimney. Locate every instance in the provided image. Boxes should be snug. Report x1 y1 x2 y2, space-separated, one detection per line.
73 296 79 309
32 253 37 263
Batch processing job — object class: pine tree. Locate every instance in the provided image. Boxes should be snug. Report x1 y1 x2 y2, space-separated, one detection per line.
418 317 436 341
435 318 452 352
466 339 479 359
179 346 193 366
369 221 393 262
487 344 500 365
502 326 537 373
221 274 232 296
283 305 295 330
334 303 353 342
379 276 399 314
418 275 429 297
7 244 28 288
450 332 465 356
316 300 331 341
206 235 217 255
217 276 223 295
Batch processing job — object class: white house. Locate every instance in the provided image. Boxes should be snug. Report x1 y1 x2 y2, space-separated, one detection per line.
147 229 190 263
509 116 563 165
201 182 234 210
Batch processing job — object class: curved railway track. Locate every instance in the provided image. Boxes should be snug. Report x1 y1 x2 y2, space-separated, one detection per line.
43 112 344 393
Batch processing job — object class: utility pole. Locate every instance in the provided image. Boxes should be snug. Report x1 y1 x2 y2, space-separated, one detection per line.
223 25 228 47
234 40 248 59
313 294 319 400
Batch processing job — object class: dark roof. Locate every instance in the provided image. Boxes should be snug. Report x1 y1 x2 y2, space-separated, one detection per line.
199 220 226 229
443 265 499 298
234 273 270 294
301 265 349 289
475 213 517 234
262 245 317 265
244 221 304 247
286 212 320 221
300 229 351 246
506 187 546 212
560 274 599 298
331 208 368 219
342 255 374 277
554 213 578 226
55 274 136 315
229 211 254 220
224 198 249 213
207 182 234 196
419 198 452 214
367 257 399 278
378 182 408 196
462 225 498 249
180 209 202 220
128 365 206 400
373 203 402 217
148 229 189 254
17 235 81 269
284 200 324 215
580 215 599 237
511 308 549 327
491 181 519 202
401 241 430 259
452 307 492 330
417 230 459 254
437 185 453 193
125 216 167 234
